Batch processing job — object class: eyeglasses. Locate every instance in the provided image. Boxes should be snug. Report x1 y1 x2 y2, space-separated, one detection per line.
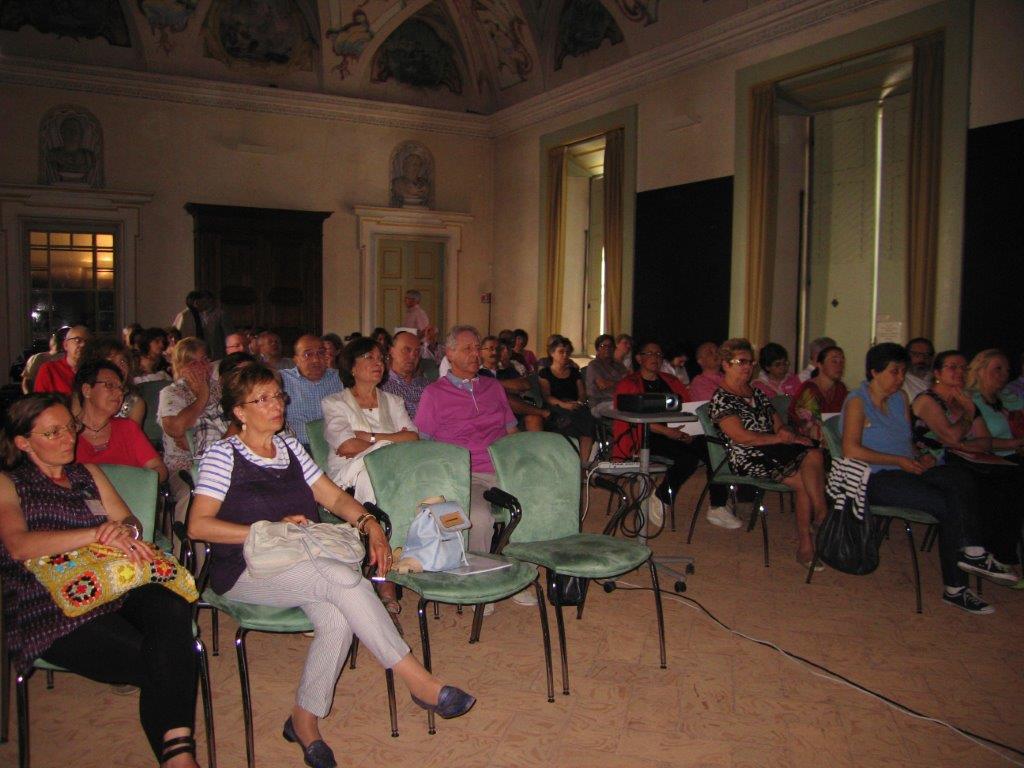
357 353 385 364
942 363 967 371
243 392 290 408
299 349 327 360
32 421 80 440
639 351 664 359
65 336 87 346
728 358 754 366
91 379 126 393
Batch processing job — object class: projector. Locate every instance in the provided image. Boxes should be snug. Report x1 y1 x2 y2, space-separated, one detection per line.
614 393 682 413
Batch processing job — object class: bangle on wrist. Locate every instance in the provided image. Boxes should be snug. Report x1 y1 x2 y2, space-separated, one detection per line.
355 512 373 533
123 522 141 540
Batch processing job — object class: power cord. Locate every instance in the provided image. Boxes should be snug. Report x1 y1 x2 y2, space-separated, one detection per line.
598 579 1024 766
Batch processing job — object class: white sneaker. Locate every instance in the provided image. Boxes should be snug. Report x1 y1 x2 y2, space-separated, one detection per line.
706 505 743 529
511 588 538 607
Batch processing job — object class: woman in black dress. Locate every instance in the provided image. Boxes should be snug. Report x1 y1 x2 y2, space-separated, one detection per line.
538 336 595 465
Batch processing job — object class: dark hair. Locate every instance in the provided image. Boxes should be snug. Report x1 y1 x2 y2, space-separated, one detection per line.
81 337 129 368
481 335 499 346
932 349 965 373
906 337 934 356
136 327 169 356
1 393 70 469
340 337 383 388
547 335 571 356
594 333 614 350
758 342 789 370
816 345 843 365
220 362 279 428
73 359 124 399
865 343 908 380
218 351 257 378
322 332 343 349
513 328 529 344
185 290 203 307
164 326 182 343
370 327 392 350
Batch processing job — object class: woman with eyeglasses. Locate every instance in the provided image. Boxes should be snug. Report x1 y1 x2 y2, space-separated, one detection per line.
912 350 1024 571
709 338 828 568
80 337 147 427
1 394 201 766
74 360 168 482
188 363 473 768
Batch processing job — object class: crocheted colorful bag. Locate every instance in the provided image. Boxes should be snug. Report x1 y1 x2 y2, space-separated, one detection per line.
24 542 198 617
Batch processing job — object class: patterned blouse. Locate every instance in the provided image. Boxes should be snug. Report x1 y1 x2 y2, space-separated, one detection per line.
709 387 806 480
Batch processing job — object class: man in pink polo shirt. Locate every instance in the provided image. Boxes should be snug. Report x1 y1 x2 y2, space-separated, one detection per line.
415 324 518 555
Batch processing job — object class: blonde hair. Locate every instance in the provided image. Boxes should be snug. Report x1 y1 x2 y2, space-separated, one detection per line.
171 337 209 379
965 348 1007 392
718 338 753 365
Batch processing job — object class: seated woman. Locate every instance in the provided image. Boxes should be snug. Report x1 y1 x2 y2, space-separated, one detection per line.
81 337 147 426
538 336 595 465
967 349 1024 464
912 349 1024 570
133 327 172 384
752 342 802 399
585 333 629 411
709 338 828 567
188 364 474 768
74 360 168 482
0 394 200 766
842 343 1016 613
788 345 847 440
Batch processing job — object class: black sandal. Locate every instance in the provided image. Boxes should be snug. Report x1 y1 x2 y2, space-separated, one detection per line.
161 734 196 764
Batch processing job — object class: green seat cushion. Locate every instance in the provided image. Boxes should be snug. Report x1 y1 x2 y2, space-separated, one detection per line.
504 533 651 578
153 530 173 553
203 589 313 632
712 472 790 494
871 506 939 525
33 658 66 672
388 558 537 604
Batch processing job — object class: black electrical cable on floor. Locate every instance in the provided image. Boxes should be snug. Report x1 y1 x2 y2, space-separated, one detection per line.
599 580 1024 765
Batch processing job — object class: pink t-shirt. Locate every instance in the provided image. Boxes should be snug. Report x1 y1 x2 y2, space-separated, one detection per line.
414 375 516 473
75 417 159 469
687 370 724 401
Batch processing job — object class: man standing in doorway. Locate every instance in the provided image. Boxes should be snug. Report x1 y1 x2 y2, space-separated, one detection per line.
403 290 430 336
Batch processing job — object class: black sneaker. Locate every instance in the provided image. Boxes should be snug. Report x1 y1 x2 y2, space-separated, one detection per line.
943 588 994 614
957 553 1018 585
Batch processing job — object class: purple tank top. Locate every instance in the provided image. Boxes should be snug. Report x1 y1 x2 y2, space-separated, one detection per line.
0 462 124 674
209 442 318 594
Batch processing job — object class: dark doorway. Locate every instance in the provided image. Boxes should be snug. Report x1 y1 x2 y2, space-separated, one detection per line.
185 203 331 352
959 119 1024 376
633 177 733 368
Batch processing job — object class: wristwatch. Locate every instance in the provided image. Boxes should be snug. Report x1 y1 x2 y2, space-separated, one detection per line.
369 432 376 444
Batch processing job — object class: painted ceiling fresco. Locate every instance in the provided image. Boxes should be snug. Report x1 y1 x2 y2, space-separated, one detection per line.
1 0 751 113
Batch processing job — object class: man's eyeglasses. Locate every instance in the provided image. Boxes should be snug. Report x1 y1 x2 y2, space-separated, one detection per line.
299 349 327 360
32 422 80 440
65 336 87 346
639 351 664 359
243 392 290 408
91 380 126 393
728 358 754 367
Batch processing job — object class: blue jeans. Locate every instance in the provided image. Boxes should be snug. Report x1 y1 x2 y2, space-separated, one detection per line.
866 464 981 588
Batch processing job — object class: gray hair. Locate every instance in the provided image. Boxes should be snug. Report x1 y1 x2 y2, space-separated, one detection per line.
405 289 422 302
446 324 480 350
808 336 836 361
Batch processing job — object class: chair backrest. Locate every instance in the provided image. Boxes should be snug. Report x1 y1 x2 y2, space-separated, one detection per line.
771 394 791 425
822 417 843 458
364 441 471 549
306 418 330 472
138 379 172 445
488 432 581 543
695 403 729 473
419 357 440 382
99 464 158 542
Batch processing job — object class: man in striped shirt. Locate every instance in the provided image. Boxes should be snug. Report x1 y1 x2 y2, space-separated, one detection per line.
280 335 343 451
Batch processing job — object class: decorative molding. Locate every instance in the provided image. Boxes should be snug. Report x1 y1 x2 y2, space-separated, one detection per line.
0 56 492 139
354 205 473 332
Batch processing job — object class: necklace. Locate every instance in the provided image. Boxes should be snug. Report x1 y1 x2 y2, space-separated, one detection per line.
80 416 111 434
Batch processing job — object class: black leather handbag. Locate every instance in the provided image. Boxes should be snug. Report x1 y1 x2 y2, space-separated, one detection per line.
815 499 881 575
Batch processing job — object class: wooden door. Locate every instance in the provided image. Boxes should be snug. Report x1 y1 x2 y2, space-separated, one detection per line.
376 238 444 332
186 204 331 352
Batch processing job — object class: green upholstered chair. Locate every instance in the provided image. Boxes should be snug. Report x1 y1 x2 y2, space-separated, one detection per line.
685 404 793 567
306 418 330 474
4 464 216 768
488 432 666 695
812 419 939 613
364 440 554 734
138 378 172 449
771 394 792 425
419 357 440 382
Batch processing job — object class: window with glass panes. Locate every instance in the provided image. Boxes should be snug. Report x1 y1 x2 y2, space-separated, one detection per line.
28 229 116 341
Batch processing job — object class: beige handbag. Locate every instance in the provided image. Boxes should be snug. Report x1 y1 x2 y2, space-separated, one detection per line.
243 521 365 585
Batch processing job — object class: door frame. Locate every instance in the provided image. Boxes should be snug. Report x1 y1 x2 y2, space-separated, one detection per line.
354 205 472 335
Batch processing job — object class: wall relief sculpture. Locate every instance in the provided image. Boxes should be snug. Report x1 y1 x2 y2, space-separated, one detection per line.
137 0 200 53
554 0 623 70
39 105 105 188
389 141 434 209
0 0 131 46
202 0 318 71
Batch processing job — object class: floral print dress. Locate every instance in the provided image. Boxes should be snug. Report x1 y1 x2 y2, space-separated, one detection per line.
709 387 807 481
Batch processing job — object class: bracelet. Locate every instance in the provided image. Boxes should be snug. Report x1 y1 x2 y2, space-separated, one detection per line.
122 522 141 540
354 512 373 533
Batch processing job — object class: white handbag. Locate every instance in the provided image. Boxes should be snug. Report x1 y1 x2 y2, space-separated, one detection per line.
243 520 365 586
401 500 471 572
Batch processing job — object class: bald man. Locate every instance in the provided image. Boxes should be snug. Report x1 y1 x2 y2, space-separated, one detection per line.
280 334 343 450
34 324 90 395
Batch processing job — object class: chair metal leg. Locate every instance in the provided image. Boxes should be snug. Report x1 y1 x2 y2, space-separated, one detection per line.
196 638 217 768
349 636 359 670
433 603 440 620
211 608 220 656
235 628 256 768
385 669 399 738
648 560 667 670
902 522 923 614
2 640 10 744
416 599 435 735
747 490 769 567
468 604 485 644
805 552 819 584
44 671 53 691
685 481 712 544
16 670 28 768
547 569 570 696
921 524 938 552
533 578 554 703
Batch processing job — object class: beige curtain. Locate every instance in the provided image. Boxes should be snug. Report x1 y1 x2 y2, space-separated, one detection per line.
744 84 778 348
544 146 568 341
906 35 943 340
603 128 625 335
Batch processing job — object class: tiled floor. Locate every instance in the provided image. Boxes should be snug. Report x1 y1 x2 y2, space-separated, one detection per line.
5 479 1023 767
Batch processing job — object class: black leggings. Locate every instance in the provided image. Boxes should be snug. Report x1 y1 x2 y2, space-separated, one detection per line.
946 453 1024 564
40 584 197 760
